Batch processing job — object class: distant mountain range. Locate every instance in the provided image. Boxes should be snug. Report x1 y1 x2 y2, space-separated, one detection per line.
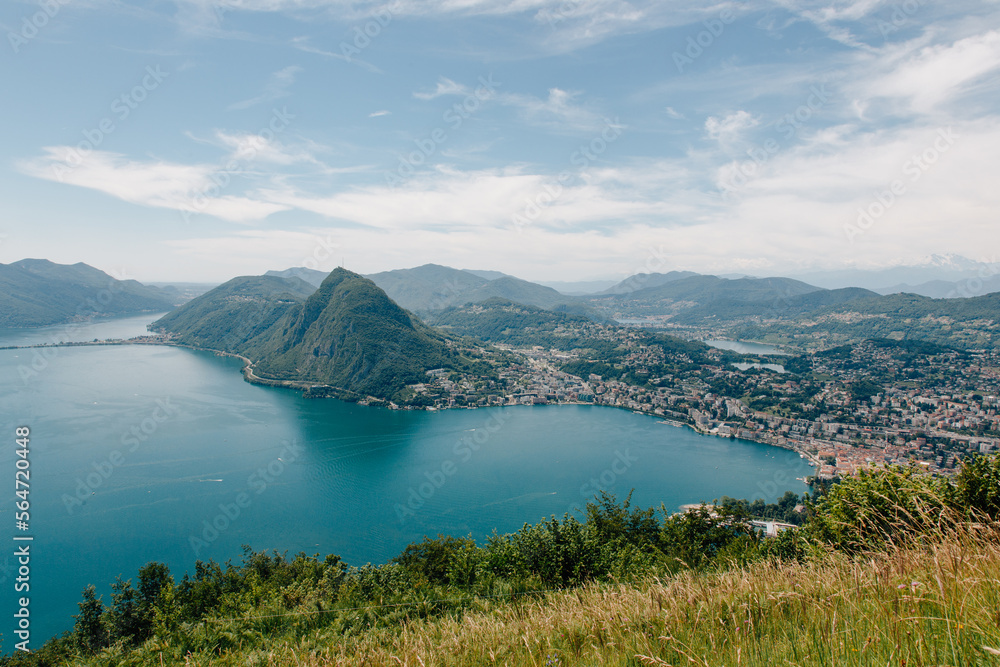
0 259 180 327
790 254 1000 297
153 269 473 401
7 256 1000 356
586 274 824 318
268 264 600 318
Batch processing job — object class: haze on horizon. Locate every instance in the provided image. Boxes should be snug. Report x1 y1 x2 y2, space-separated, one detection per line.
2 0 999 283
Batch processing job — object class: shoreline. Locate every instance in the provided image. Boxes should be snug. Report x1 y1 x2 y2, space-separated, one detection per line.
0 337 821 476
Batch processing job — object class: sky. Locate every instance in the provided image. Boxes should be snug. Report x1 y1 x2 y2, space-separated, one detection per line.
1 0 999 283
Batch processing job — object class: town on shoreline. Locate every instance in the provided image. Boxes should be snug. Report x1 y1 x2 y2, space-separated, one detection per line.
10 326 998 483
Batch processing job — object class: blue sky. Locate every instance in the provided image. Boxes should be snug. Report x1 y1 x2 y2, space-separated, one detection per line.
1 0 998 283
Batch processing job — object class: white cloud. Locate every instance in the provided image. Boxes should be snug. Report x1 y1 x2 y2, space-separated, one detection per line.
705 110 759 144
214 130 320 165
860 30 1000 114
174 1 740 53
18 147 289 222
414 77 612 132
499 88 610 132
414 77 469 100
368 110 391 117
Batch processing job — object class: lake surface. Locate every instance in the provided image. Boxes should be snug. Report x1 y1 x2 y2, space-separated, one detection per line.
732 362 787 373
0 312 168 348
0 315 810 647
704 339 790 356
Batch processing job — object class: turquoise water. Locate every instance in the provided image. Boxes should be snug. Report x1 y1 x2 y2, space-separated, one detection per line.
732 362 787 373
0 312 168 348
0 316 811 647
704 339 790 356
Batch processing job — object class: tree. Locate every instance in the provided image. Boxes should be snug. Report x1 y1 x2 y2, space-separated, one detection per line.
73 585 106 653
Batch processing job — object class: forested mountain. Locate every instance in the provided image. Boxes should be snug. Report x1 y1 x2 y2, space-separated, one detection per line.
151 275 317 351
731 291 1000 350
243 269 462 398
668 287 878 324
0 259 178 327
597 270 700 295
588 274 823 317
264 267 329 288
429 298 596 347
153 269 473 400
366 263 590 315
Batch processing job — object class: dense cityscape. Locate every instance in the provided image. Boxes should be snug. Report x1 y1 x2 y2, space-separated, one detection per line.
398 322 1000 480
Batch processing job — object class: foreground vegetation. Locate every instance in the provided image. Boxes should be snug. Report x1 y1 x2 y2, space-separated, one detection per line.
7 453 1000 666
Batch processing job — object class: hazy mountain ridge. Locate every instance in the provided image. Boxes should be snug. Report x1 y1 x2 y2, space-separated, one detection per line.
792 254 1000 295
364 264 595 316
0 259 178 327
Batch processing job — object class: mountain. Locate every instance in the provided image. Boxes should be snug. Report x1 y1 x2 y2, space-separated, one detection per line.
598 271 700 295
0 259 179 327
668 287 878 325
244 269 459 398
154 269 465 400
873 275 1000 299
366 264 591 315
430 298 595 347
727 291 1000 351
365 264 489 312
790 254 996 293
461 276 589 312
145 282 219 302
265 267 330 289
537 279 620 296
588 274 823 318
151 275 317 351
462 269 512 281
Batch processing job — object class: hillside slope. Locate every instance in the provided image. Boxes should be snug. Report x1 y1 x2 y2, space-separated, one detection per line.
151 275 316 352
154 269 464 400
0 259 178 327
244 268 457 397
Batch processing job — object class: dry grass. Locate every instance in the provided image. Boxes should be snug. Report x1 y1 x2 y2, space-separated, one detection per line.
165 524 1000 667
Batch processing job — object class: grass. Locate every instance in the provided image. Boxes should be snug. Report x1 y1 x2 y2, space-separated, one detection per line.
90 523 1000 667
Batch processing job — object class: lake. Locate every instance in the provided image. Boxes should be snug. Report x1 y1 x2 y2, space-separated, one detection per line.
0 312 168 348
704 339 790 356
0 315 811 646
732 362 787 373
